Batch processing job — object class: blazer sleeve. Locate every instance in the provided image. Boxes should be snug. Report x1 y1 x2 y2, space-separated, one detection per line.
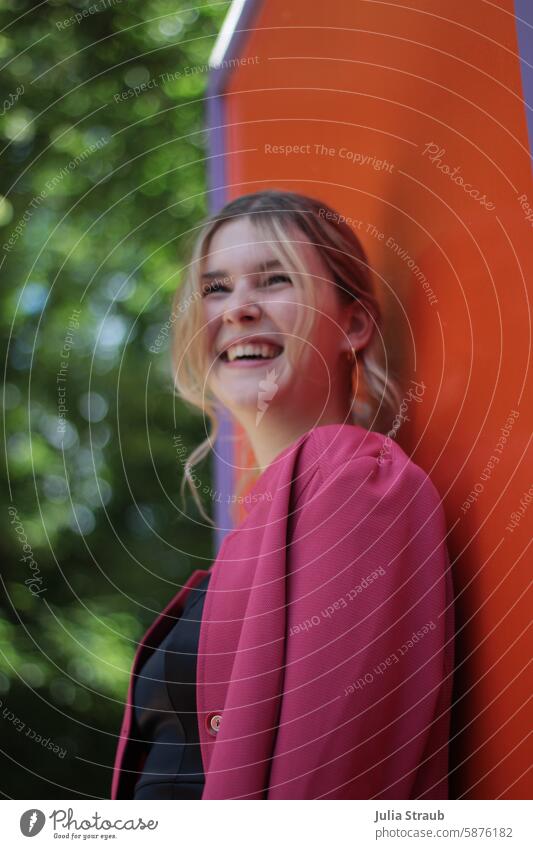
267 451 454 800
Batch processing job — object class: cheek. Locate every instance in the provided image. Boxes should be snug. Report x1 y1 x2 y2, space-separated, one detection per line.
268 297 300 336
313 314 336 351
202 303 219 344
306 302 343 362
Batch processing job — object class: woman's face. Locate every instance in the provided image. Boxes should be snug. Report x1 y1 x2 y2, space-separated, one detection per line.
200 216 355 426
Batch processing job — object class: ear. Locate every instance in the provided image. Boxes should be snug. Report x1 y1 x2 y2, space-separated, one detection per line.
341 300 374 356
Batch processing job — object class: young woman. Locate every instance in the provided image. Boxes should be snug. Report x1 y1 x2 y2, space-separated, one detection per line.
111 190 455 800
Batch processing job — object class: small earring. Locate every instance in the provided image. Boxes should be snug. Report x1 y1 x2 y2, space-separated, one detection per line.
345 347 356 363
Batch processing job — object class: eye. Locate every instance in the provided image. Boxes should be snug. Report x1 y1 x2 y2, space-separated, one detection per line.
201 280 231 297
262 274 292 286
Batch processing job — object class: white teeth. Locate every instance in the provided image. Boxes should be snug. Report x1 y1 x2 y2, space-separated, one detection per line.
225 342 282 362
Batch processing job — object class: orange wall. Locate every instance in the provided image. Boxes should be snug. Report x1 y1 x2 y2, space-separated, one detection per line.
219 0 532 798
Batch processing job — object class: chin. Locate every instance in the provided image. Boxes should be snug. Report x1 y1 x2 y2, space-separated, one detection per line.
212 380 288 417
217 392 275 414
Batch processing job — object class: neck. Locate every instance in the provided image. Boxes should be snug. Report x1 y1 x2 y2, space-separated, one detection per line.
236 396 354 473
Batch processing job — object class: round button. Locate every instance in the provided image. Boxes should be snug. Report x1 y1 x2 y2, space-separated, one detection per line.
206 712 222 735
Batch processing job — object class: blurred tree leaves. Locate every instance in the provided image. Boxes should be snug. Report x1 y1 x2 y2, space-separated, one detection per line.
0 0 228 798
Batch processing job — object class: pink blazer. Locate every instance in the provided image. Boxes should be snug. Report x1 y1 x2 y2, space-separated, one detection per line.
111 423 455 799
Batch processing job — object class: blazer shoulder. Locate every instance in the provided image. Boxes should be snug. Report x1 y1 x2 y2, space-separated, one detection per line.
296 423 441 506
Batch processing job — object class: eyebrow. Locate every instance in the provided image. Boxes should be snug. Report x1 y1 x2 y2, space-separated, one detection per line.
201 259 283 280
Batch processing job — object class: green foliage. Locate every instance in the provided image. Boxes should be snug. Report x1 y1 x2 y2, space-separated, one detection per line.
0 0 228 798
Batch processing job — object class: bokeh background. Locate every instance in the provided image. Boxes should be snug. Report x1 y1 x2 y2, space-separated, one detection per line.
1 0 228 799
1 0 532 802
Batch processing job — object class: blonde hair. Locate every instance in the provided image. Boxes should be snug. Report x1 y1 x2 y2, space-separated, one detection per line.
171 189 402 525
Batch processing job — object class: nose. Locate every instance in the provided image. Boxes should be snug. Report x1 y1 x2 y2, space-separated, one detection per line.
221 282 263 324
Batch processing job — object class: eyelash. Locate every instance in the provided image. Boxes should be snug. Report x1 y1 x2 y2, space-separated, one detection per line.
201 274 292 297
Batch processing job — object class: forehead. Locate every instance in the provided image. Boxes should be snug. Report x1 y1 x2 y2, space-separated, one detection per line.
203 216 324 275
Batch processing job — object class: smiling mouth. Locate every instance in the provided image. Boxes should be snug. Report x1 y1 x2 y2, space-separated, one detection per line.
219 343 284 363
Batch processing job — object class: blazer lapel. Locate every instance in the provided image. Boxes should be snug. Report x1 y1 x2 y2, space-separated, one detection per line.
198 451 301 799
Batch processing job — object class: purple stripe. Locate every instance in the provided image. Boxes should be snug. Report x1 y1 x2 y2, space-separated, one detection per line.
207 0 264 102
515 1 533 170
206 0 264 550
206 86 234 551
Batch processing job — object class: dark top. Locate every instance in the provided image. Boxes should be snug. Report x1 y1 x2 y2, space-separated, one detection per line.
132 573 211 799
